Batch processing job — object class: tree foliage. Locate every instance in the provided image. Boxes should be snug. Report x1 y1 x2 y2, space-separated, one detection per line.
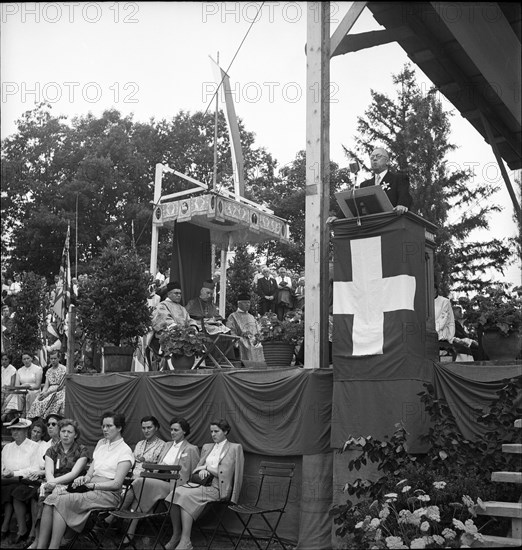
8 272 48 364
250 150 351 270
75 240 151 347
1 103 277 277
344 65 512 294
225 245 258 317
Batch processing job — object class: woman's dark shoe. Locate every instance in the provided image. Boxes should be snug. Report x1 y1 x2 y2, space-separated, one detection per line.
1 530 9 540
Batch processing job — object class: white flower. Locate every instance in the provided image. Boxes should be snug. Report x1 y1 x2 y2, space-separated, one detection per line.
432 534 444 545
453 518 465 531
385 536 407 549
416 494 430 502
410 537 426 549
462 495 474 508
432 481 446 490
424 506 440 522
442 528 456 540
464 519 479 534
401 485 412 493
369 517 380 529
355 521 363 529
420 521 430 532
379 504 390 520
398 509 421 526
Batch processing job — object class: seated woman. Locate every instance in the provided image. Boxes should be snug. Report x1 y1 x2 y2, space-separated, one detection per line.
1 418 41 545
38 411 134 549
1 352 17 420
166 418 244 550
27 350 66 419
14 351 43 414
124 417 200 546
28 418 88 550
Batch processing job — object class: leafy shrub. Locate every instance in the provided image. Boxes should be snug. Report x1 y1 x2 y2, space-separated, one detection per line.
331 378 522 546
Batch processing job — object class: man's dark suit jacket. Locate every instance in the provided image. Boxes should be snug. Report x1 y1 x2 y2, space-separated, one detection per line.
360 171 412 209
256 276 277 299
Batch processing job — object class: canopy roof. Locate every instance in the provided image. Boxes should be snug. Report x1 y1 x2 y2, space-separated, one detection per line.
359 2 521 170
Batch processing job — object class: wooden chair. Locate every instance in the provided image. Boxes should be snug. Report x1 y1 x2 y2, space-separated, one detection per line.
229 461 296 550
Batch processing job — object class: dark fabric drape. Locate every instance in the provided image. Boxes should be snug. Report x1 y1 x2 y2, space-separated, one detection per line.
432 362 522 440
170 222 212 305
64 368 333 455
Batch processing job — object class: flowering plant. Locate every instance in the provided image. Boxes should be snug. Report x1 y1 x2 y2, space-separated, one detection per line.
459 284 522 336
256 312 304 346
346 480 485 549
158 323 210 357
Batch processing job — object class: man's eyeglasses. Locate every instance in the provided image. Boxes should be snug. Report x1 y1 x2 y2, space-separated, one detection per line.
47 422 57 426
171 291 182 295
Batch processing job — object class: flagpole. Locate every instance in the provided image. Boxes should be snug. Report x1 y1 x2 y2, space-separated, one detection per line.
75 193 79 278
211 51 220 277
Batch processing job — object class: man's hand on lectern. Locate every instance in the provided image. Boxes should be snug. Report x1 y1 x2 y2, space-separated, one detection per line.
326 216 338 224
394 205 408 215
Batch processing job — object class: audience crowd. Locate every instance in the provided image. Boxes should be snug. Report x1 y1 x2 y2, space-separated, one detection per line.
1 411 243 550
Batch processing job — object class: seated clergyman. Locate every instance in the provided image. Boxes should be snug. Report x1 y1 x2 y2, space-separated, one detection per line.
151 281 197 333
186 281 230 335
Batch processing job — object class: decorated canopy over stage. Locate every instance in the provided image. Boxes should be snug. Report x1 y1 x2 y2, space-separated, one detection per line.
153 191 290 247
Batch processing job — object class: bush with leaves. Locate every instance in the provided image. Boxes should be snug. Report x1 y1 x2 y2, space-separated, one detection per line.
8 272 48 365
331 378 522 545
75 240 151 348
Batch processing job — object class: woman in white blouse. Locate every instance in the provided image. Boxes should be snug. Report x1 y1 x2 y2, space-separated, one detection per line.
167 419 244 550
38 411 134 549
14 352 43 413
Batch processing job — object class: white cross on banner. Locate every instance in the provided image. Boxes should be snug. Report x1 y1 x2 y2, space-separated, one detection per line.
333 236 416 356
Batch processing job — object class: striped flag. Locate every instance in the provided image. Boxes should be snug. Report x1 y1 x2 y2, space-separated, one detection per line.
53 224 72 335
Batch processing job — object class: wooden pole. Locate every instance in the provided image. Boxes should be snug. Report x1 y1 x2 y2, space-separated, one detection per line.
66 305 75 373
75 193 78 278
150 163 163 275
304 3 330 369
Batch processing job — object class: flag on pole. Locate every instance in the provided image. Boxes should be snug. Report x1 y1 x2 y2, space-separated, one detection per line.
209 56 245 197
53 224 72 335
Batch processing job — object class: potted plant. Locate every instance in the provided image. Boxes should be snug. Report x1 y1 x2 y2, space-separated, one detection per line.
157 322 210 370
459 284 522 361
76 240 151 372
257 312 304 367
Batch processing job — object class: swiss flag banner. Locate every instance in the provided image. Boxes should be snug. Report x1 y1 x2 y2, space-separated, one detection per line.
331 215 434 450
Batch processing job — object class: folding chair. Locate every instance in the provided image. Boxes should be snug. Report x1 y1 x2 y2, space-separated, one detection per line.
64 466 136 549
107 462 181 550
195 498 236 549
229 461 296 550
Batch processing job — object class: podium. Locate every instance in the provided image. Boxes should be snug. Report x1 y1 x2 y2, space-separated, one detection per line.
330 211 438 452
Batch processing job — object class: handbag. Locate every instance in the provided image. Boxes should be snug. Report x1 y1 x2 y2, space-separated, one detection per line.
188 471 214 486
66 483 93 493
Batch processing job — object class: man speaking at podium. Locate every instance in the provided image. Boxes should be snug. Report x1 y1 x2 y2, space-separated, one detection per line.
360 148 412 214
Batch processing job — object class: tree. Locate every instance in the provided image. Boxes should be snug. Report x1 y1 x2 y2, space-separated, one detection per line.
250 151 352 270
75 240 151 348
1 104 278 277
8 272 47 365
344 65 512 294
225 245 259 317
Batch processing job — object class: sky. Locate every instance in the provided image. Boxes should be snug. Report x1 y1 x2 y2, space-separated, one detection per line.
1 1 520 290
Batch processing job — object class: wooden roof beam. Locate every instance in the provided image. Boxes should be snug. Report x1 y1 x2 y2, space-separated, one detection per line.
332 27 414 56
